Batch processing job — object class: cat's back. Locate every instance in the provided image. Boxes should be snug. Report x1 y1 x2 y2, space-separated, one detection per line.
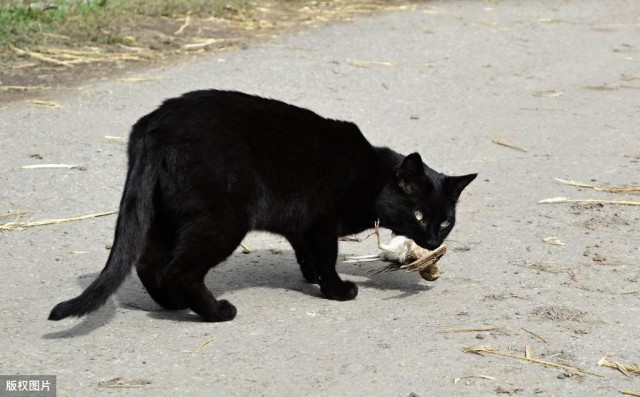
134 90 372 161
143 90 327 134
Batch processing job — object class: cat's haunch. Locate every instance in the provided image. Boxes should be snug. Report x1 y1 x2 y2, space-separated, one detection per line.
49 90 477 323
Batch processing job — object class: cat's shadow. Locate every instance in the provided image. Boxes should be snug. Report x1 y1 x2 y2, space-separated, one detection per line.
44 249 431 337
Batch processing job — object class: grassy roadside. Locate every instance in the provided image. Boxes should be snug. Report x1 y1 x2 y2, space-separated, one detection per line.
1 0 419 102
1 0 261 56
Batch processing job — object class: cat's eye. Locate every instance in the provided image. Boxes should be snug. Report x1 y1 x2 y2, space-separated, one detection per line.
440 220 450 229
414 210 424 222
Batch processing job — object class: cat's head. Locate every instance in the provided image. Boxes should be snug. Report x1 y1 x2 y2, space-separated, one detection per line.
378 153 477 250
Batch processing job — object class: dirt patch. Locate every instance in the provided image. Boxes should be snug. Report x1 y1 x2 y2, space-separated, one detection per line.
570 202 604 213
582 244 631 266
582 214 630 230
531 306 588 322
482 293 526 301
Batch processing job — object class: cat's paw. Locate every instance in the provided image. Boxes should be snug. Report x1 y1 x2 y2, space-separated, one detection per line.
320 280 358 301
216 300 237 321
200 300 237 322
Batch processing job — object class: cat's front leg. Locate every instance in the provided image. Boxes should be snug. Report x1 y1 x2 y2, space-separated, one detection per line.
287 237 319 283
306 221 358 301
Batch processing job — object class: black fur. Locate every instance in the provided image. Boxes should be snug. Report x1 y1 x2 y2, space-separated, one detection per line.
49 90 477 322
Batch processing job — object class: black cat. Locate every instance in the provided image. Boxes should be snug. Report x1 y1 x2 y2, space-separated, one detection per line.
49 90 476 323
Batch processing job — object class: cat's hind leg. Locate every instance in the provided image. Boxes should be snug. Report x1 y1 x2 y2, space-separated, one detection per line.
137 236 188 310
165 214 247 322
135 207 188 310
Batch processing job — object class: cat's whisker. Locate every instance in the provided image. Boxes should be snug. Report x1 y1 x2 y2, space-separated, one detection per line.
439 239 474 268
442 249 463 267
444 239 472 251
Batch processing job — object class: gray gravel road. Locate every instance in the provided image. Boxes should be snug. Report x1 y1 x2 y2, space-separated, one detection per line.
1 1 639 396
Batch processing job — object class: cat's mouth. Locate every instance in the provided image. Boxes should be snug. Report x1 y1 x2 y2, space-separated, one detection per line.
417 239 442 251
391 230 440 251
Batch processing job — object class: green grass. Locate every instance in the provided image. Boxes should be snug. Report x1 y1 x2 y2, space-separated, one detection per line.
0 0 255 55
1 1 101 46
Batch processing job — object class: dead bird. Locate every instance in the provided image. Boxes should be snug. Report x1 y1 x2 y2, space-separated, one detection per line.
345 221 447 280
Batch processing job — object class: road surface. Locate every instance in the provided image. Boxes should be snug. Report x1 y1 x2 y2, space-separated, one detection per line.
1 1 639 395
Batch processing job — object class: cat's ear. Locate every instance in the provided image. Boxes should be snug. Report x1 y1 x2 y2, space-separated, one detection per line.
396 153 426 195
444 173 478 199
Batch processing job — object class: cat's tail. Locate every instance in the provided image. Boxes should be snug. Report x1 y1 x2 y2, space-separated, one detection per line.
48 129 158 321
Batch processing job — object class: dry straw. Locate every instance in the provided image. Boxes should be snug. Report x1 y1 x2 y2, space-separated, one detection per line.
521 328 548 343
0 85 53 92
598 355 640 377
539 197 640 206
9 43 73 67
439 326 504 334
117 76 157 83
21 163 84 170
464 345 604 378
492 139 528 153
453 374 495 384
240 243 251 254
542 236 565 246
0 211 116 232
9 43 151 67
174 15 191 35
541 178 640 206
98 377 151 388
194 337 216 352
0 211 26 219
555 178 640 193
105 135 126 144
347 60 437 68
27 100 62 109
